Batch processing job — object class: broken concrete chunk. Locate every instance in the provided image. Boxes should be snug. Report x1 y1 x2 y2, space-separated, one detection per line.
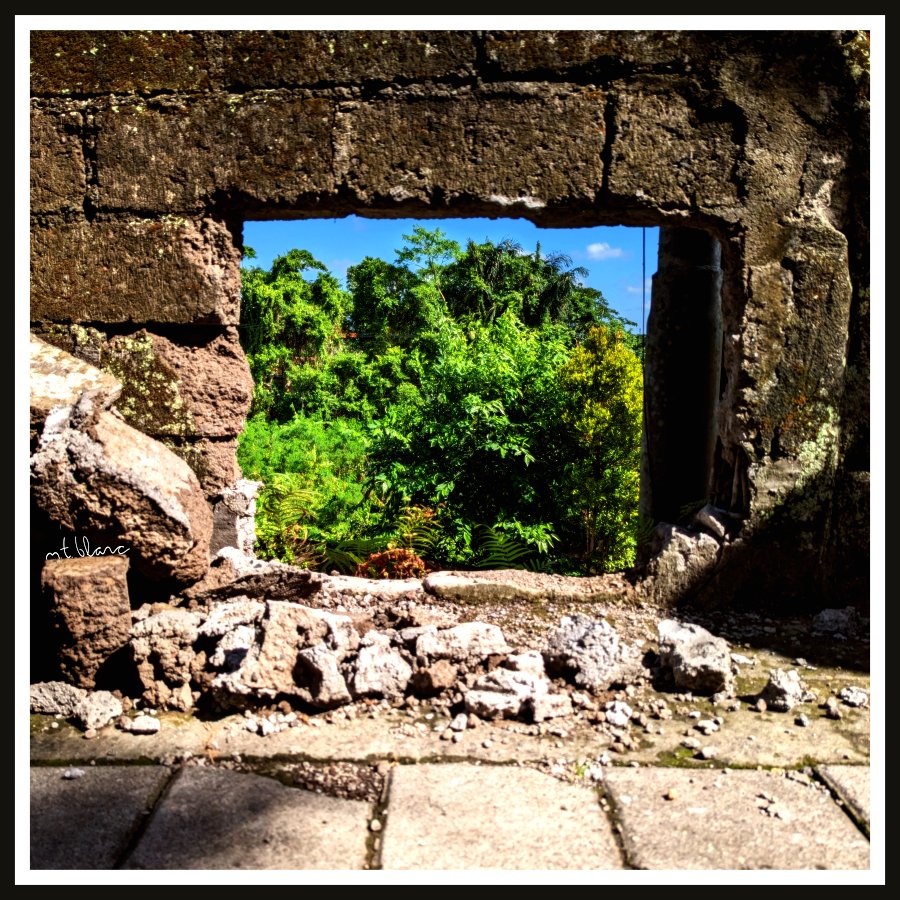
410 660 458 695
294 643 352 708
640 525 721 602
73 691 123 731
29 334 121 442
208 625 258 670
210 602 359 707
131 608 203 711
416 622 510 664
838 686 869 708
30 681 88 716
465 690 526 720
122 714 161 734
657 618 734 695
543 615 643 692
530 692 573 723
759 668 805 712
351 642 413 699
198 597 265 638
604 700 633 728
504 650 546 677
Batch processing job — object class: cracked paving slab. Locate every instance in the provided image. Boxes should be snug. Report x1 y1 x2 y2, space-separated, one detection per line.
122 767 371 870
816 765 871 834
31 765 171 869
379 763 623 870
601 767 870 870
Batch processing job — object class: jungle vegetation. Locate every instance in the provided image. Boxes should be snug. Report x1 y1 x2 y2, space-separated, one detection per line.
237 227 643 577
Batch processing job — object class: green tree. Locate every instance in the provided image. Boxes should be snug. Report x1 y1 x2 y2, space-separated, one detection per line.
240 248 350 420
556 325 644 572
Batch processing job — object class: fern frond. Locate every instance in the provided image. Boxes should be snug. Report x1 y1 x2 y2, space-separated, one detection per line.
475 525 532 569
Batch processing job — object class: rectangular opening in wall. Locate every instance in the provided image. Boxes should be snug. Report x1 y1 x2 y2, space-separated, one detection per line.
237 216 659 578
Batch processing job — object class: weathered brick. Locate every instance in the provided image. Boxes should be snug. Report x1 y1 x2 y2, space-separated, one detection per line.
165 437 241 500
339 87 605 209
94 93 334 213
104 328 252 439
606 79 740 212
484 30 694 73
30 106 86 213
30 30 210 95
30 217 241 324
210 30 476 89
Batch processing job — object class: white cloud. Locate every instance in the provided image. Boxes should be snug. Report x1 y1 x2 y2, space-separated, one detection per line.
626 277 654 295
585 242 624 261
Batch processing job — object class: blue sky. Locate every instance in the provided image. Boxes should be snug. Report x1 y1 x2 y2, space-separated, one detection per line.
243 217 659 334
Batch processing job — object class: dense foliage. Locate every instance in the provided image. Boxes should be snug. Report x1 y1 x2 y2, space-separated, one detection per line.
237 227 643 575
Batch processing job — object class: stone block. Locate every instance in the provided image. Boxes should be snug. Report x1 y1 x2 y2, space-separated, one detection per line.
339 88 605 209
30 30 210 95
30 105 85 213
94 94 334 212
30 217 241 325
41 556 132 689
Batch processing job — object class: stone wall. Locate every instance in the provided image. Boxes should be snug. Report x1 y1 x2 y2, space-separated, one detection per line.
30 29 870 609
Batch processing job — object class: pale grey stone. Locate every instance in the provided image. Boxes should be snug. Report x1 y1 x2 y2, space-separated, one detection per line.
351 643 413 699
658 618 734 694
73 691 123 731
30 681 88 716
544 615 643 692
759 668 805 712
416 622 510 663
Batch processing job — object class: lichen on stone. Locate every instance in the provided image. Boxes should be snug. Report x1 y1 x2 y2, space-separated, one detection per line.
102 332 196 438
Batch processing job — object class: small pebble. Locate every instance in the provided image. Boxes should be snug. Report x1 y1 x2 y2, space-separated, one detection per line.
369 819 383 833
795 714 810 728
83 728 97 740
664 788 679 801
62 768 85 780
755 698 767 713
452 731 463 743
697 746 717 760
129 715 161 735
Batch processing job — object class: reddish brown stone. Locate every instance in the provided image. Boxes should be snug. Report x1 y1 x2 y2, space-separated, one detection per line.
41 556 131 689
411 660 458 696
104 328 252 439
166 438 241 500
31 405 213 585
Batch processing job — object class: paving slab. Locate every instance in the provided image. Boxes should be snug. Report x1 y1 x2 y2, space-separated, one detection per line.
816 765 871 834
379 763 623 870
602 767 870 870
31 765 171 869
123 767 371 869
